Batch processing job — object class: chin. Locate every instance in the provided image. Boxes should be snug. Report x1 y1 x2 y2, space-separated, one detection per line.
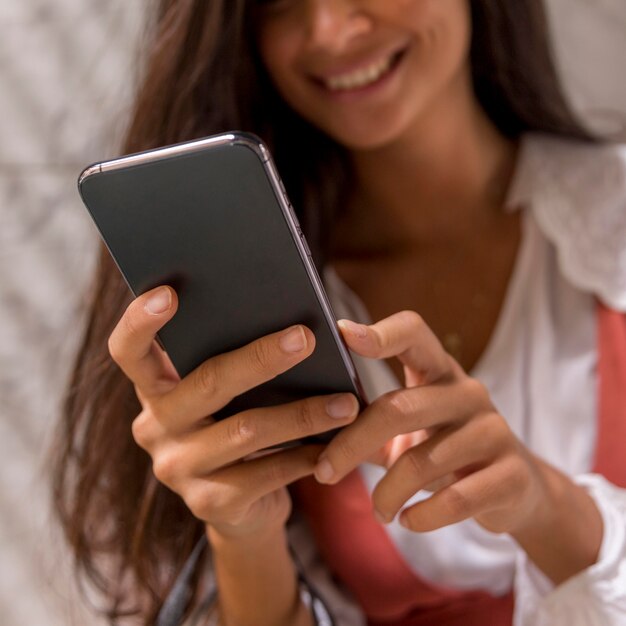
330 130 404 152
320 112 418 153
299 86 432 153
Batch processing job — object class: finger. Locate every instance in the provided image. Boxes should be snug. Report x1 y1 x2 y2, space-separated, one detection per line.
314 378 488 485
368 430 430 469
338 311 452 386
145 393 359 485
372 412 510 522
153 325 316 433
183 445 323 524
183 393 360 476
397 457 520 533
108 286 180 397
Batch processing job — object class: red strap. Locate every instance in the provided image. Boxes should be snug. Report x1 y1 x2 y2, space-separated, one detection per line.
593 304 626 486
294 472 513 625
366 594 514 626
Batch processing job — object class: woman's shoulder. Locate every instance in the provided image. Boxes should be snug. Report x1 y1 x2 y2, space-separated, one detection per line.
510 132 626 312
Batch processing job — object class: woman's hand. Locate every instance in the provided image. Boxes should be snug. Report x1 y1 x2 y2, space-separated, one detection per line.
108 285 360 540
314 310 545 535
315 311 602 583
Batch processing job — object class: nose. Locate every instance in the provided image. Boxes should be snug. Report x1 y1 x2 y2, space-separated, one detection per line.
305 0 373 53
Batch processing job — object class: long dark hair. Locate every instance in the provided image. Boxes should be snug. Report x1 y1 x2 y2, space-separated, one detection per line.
52 0 591 623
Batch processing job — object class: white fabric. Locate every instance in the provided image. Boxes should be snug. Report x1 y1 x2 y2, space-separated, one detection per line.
514 475 626 626
509 134 626 311
292 134 626 625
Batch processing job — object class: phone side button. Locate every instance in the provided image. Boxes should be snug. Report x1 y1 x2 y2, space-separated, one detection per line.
287 202 301 228
297 228 312 256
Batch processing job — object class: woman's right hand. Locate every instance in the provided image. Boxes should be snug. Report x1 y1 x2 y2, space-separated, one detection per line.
108 285 360 540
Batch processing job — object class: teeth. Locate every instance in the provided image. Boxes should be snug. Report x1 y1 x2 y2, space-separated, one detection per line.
325 55 394 92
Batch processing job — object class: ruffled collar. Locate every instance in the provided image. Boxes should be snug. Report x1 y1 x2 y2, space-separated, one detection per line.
505 133 626 311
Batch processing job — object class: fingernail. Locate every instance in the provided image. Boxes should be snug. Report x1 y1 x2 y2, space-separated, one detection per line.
145 288 171 315
279 325 307 353
315 457 335 483
373 509 389 525
326 394 357 419
338 319 368 339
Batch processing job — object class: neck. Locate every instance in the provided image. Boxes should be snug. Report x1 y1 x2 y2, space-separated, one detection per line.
341 71 518 253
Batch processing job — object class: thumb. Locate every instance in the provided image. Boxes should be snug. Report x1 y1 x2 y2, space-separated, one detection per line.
338 312 452 385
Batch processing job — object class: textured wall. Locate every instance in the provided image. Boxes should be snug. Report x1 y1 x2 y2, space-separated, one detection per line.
0 1 625 624
0 2 145 624
547 0 626 136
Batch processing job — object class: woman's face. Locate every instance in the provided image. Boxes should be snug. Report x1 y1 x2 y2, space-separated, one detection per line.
257 0 473 151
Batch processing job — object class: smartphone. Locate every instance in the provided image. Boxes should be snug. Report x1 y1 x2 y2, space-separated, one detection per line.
78 131 366 445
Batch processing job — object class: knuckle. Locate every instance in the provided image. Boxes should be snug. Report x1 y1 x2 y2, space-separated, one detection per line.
266 457 291 485
265 456 293 486
228 413 258 448
249 339 274 376
400 309 425 331
464 378 491 407
398 310 427 344
194 361 219 398
504 455 532 494
472 409 498 437
371 489 391 519
121 308 141 341
131 410 153 449
443 485 472 519
332 433 359 465
404 447 431 478
490 414 513 447
184 483 216 521
384 390 416 422
107 332 123 364
474 410 513 452
294 399 317 435
152 449 181 487
444 354 461 377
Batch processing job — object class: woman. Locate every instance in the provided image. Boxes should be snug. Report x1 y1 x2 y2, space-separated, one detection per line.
53 1 626 625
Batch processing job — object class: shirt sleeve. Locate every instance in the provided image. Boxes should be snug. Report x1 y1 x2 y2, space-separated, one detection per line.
513 474 626 626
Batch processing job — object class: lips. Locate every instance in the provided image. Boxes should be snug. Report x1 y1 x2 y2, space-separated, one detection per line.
314 47 407 93
326 55 394 91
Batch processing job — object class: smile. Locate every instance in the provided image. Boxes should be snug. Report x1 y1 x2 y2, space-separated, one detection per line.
321 49 406 93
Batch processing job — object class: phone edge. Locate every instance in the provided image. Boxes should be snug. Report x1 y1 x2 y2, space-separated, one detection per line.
77 131 369 406
260 153 369 407
77 132 268 186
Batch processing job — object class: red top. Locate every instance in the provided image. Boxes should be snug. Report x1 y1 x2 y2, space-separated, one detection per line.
294 304 626 625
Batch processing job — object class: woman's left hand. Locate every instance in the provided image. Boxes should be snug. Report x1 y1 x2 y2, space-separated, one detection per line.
315 310 552 537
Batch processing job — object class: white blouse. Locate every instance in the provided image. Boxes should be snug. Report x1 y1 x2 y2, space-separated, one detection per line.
288 134 626 626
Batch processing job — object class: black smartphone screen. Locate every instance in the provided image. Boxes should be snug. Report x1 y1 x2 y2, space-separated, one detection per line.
78 133 365 441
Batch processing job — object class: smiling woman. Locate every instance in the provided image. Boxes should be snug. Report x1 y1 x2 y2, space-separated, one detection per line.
257 0 473 150
50 1 626 626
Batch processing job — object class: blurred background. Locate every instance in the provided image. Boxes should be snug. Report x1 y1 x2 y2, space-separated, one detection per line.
0 1 625 624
